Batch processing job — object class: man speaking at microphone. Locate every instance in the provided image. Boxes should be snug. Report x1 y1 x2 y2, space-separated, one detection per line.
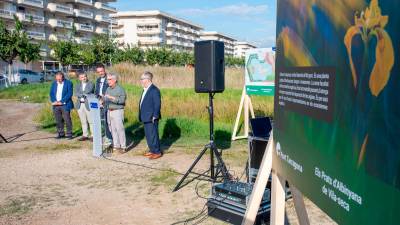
139 71 162 160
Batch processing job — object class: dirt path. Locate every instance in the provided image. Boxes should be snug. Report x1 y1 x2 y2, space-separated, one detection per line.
0 100 335 225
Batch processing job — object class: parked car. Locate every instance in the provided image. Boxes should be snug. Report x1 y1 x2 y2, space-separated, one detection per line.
42 69 58 81
0 74 9 89
13 69 44 84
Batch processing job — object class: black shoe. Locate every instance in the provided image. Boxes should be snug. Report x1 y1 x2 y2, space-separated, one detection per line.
66 135 74 140
56 134 65 139
78 136 89 141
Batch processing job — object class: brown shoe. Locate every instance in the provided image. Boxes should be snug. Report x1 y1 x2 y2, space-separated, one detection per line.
143 152 153 157
118 148 126 154
78 136 89 141
149 153 162 160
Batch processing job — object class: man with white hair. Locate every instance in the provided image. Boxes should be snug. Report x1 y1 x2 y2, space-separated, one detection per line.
139 71 162 160
104 74 127 154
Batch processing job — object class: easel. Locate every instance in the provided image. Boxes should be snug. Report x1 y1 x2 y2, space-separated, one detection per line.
232 87 255 140
242 132 310 225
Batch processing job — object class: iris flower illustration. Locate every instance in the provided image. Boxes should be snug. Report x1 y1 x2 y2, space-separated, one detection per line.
344 0 394 97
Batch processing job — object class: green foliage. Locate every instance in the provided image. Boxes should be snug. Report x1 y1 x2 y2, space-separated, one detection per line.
79 44 96 66
90 34 117 64
225 56 245 67
0 16 43 79
49 40 80 68
112 45 144 65
19 40 41 65
145 48 170 66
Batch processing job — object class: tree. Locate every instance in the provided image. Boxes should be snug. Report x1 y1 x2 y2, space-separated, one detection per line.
123 45 144 65
49 40 80 71
19 41 41 69
145 48 172 66
79 43 96 66
0 16 30 83
90 34 118 65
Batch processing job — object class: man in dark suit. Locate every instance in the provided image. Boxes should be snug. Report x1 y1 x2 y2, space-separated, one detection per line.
74 71 95 141
139 71 162 160
94 64 112 146
49 71 74 139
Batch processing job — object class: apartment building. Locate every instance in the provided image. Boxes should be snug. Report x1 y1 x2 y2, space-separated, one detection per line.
234 41 257 58
0 0 116 68
199 31 236 56
112 10 203 52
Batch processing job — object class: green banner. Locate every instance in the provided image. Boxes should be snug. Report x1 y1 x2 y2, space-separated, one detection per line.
245 48 275 96
273 0 400 224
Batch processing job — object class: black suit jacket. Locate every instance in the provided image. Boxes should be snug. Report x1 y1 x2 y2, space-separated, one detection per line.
139 84 161 123
95 76 109 97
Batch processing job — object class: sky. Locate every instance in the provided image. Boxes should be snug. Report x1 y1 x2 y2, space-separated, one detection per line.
110 0 277 48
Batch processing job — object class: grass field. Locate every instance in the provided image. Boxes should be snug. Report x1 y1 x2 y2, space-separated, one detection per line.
0 65 274 148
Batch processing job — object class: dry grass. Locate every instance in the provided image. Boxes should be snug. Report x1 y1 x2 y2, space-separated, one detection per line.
108 62 245 89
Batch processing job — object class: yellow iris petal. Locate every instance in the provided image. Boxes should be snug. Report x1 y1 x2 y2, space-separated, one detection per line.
278 27 316 67
344 26 361 88
369 28 395 96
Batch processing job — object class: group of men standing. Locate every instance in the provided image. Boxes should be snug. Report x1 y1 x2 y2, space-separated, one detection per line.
49 64 162 160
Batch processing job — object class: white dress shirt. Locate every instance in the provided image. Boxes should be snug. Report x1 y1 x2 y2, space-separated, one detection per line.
140 84 152 107
81 82 87 102
99 77 106 96
56 81 64 102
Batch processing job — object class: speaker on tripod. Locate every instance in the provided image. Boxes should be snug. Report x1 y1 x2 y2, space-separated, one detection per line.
173 40 230 192
195 40 225 93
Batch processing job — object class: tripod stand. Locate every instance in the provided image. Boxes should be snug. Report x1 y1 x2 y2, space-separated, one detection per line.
173 93 230 192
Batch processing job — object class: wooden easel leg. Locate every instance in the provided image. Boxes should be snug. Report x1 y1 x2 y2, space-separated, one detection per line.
232 87 246 140
244 95 250 137
291 185 310 225
242 134 274 225
271 171 286 225
248 96 255 118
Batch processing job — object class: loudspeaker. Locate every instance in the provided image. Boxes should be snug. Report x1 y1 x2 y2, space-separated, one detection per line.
195 40 225 93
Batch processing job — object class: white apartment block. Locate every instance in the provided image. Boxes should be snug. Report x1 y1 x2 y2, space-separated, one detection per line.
112 10 203 52
0 0 116 61
199 31 236 56
234 41 257 58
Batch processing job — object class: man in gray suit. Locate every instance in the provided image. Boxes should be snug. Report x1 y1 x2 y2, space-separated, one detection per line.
74 71 95 141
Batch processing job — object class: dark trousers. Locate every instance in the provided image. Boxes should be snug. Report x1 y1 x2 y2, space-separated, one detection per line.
100 107 112 140
144 121 160 154
53 106 72 136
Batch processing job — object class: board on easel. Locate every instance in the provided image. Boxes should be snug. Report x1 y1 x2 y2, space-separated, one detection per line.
241 133 310 225
231 87 255 141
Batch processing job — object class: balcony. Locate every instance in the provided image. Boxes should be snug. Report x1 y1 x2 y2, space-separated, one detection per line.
74 0 92 6
137 28 161 35
48 18 73 29
39 48 47 57
47 3 73 15
75 37 91 44
139 37 162 45
17 12 45 24
75 23 93 32
74 9 93 19
17 0 44 8
95 27 109 34
167 22 178 29
94 2 116 13
0 9 15 19
49 33 70 41
26 31 45 40
95 14 110 23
